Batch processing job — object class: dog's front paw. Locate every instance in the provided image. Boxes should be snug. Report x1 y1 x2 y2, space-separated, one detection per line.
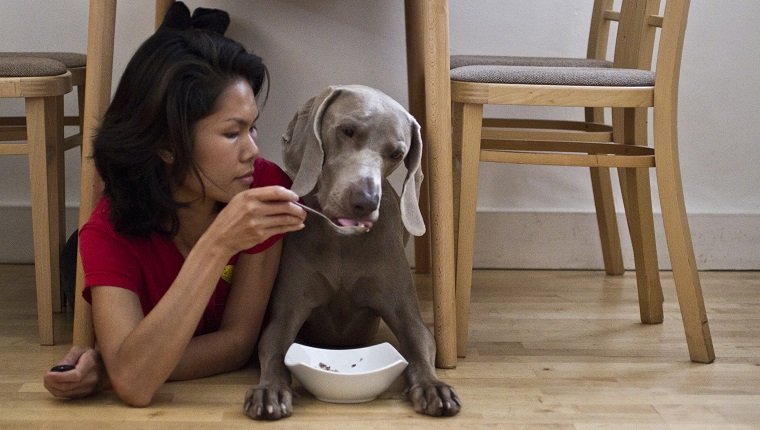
407 381 461 417
243 383 294 420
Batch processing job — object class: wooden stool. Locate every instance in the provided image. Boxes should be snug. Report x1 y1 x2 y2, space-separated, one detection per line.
0 56 74 345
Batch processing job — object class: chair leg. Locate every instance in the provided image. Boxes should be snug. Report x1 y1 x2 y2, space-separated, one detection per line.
413 161 431 273
618 108 663 324
620 166 663 323
26 96 65 345
452 102 463 255
590 167 625 275
454 102 484 358
654 104 714 363
586 106 624 276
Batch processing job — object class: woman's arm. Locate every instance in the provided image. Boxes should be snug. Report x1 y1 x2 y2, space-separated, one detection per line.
169 244 281 379
92 186 303 407
91 236 233 407
45 236 282 401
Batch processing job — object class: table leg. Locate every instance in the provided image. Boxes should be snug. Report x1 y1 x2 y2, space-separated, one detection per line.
407 0 457 369
72 0 117 347
405 2 431 275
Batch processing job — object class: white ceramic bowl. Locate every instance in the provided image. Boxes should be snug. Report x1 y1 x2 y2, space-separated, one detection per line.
284 342 408 404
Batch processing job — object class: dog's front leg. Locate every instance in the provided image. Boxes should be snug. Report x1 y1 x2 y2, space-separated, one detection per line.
398 322 461 417
378 278 461 417
244 302 313 420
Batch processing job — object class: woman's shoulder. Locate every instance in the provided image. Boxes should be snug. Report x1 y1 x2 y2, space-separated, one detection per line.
82 197 115 231
252 158 292 189
80 197 161 250
80 198 134 251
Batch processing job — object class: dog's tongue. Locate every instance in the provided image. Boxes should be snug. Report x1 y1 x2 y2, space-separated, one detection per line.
337 218 374 230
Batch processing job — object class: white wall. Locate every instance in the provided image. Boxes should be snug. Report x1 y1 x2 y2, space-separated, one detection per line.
1 0 758 269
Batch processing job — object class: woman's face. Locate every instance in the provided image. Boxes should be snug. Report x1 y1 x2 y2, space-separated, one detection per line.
175 79 260 205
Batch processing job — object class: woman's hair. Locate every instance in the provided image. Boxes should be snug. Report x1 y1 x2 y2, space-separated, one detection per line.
93 28 268 237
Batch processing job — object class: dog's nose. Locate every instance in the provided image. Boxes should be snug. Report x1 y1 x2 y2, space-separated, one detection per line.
349 182 380 217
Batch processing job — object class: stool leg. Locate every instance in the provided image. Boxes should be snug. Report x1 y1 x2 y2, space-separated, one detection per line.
54 100 65 313
26 96 64 345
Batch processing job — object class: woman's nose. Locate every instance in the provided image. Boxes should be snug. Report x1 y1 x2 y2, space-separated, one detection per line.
243 131 259 160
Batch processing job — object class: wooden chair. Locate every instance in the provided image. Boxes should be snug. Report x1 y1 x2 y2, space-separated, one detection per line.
0 54 83 345
414 0 626 276
450 0 714 363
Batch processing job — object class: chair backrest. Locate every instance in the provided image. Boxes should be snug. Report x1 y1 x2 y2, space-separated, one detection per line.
585 0 619 123
586 0 616 61
613 0 658 70
614 0 690 71
608 0 689 142
652 0 690 98
611 0 689 93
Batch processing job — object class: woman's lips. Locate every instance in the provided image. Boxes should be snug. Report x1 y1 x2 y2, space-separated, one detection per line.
237 171 254 185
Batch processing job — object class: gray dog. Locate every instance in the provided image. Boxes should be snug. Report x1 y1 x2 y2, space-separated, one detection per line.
243 85 460 420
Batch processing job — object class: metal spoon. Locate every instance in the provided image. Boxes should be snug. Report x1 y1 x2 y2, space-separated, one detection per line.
294 202 370 235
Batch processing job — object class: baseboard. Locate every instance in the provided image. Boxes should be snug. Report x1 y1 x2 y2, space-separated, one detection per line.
467 211 760 270
0 206 79 263
3 205 758 270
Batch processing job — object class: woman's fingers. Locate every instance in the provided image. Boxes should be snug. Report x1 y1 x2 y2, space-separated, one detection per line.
44 346 104 398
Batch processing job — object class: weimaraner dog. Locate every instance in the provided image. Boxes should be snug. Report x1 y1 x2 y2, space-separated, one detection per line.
244 85 460 420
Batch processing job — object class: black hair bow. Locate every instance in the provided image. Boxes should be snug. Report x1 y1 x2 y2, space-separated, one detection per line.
159 1 231 35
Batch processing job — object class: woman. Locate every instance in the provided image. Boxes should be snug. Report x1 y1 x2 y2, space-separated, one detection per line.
43 23 305 406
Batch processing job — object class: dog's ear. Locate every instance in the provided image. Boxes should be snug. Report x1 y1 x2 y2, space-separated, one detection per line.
281 86 342 197
400 115 426 236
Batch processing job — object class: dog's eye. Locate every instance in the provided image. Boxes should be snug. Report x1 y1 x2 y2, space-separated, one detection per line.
340 126 355 138
390 149 405 160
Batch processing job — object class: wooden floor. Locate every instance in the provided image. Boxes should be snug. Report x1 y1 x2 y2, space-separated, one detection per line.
1 264 759 429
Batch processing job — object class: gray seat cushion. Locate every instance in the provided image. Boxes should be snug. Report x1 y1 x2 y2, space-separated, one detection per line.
451 54 612 69
0 56 68 77
450 65 655 87
0 52 86 69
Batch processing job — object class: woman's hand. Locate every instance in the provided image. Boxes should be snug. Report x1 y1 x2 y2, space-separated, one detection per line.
44 346 108 399
207 185 306 256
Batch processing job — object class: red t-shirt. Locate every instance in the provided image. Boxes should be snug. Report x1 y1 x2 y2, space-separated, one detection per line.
79 158 292 336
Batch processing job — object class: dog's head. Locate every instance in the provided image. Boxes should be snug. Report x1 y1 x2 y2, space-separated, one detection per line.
281 85 425 236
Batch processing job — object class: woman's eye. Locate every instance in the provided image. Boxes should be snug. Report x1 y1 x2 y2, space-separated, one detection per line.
224 132 239 139
249 125 258 137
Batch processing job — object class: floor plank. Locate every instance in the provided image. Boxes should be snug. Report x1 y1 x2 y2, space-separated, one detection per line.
1 264 759 429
